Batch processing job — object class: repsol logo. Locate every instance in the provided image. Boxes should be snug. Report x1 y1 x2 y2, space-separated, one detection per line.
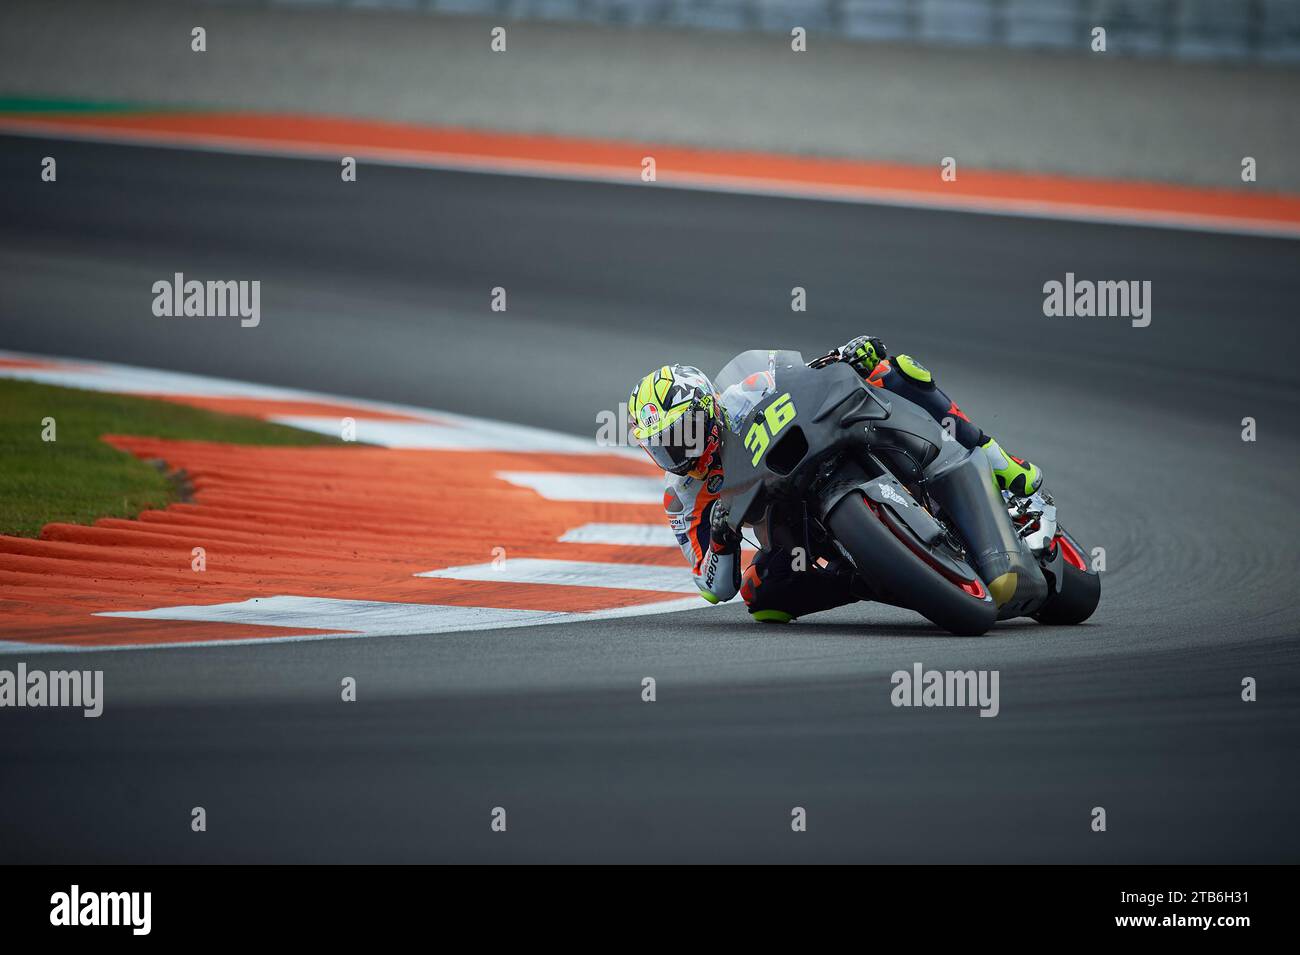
704 552 718 587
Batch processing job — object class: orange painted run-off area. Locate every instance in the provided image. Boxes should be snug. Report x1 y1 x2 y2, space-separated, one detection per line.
2 111 1298 233
0 437 676 648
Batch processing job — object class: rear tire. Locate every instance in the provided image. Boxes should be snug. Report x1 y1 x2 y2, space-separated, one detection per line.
826 493 997 636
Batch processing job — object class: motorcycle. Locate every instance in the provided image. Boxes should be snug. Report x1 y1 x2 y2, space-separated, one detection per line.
713 349 1100 636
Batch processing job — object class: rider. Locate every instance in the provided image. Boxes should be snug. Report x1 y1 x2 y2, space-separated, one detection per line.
626 336 1043 622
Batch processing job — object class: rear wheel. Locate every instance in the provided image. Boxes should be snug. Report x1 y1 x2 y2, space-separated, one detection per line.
826 493 997 636
1034 529 1101 625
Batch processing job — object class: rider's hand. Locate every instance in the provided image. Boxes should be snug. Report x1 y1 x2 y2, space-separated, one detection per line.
840 335 888 378
708 502 742 555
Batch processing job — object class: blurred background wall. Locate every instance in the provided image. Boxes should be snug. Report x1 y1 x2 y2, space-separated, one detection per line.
3 0 1298 189
220 0 1300 63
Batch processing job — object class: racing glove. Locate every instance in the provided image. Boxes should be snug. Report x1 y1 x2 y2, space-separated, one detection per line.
708 502 742 555
840 335 888 378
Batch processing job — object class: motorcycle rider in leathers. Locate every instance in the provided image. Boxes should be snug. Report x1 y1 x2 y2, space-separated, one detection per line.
626 336 1043 622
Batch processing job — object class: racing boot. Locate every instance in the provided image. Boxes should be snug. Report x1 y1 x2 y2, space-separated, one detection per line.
980 437 1043 496
740 548 859 623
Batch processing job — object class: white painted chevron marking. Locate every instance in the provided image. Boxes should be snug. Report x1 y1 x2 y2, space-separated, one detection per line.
558 523 678 546
417 558 696 593
98 594 702 640
495 471 662 503
271 415 607 453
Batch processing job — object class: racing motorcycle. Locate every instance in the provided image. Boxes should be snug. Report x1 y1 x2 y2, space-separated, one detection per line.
713 349 1100 636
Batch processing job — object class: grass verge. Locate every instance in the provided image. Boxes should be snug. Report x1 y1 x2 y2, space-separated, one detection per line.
0 378 342 537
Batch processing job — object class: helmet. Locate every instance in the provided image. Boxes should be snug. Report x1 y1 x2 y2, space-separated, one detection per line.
627 364 722 475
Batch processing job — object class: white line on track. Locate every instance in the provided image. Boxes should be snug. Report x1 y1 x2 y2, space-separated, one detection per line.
270 415 612 453
0 349 637 454
417 558 697 593
558 523 679 546
495 471 663 503
96 595 705 643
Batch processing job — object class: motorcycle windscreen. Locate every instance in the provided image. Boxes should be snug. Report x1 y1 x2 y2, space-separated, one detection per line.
714 349 804 434
713 350 804 529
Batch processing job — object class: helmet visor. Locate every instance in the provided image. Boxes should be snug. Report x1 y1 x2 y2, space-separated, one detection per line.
637 408 714 474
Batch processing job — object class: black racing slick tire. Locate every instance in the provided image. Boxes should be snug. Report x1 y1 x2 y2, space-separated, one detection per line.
1034 529 1101 625
826 492 997 636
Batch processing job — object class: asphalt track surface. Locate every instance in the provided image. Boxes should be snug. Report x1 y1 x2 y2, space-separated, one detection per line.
1 136 1298 862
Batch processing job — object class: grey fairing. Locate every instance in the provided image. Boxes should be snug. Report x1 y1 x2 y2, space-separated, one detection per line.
719 358 873 529
815 382 956 519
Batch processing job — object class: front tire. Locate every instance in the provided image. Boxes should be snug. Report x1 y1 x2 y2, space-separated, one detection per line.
826 493 997 636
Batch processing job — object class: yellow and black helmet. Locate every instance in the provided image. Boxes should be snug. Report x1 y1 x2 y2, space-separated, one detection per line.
627 364 721 475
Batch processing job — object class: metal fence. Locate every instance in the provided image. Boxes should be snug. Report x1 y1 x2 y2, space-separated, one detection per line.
245 0 1300 62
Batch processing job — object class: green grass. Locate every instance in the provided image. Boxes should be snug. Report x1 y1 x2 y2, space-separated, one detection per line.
0 379 343 538
0 95 198 113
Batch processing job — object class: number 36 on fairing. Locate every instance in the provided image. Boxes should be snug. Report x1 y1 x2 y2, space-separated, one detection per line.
744 393 797 466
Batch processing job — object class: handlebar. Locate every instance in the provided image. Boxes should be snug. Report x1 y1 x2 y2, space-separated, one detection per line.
807 348 844 370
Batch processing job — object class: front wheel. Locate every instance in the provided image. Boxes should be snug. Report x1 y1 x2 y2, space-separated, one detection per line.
826 493 997 636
